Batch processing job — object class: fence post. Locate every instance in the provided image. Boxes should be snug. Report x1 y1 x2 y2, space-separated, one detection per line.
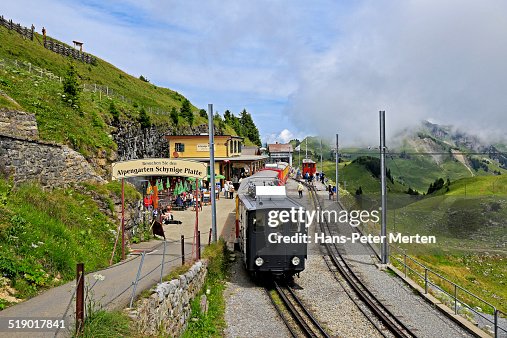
404 254 407 277
494 309 498 338
197 231 201 260
106 86 109 96
208 228 212 246
181 235 185 266
129 252 146 308
424 269 428 294
28 63 31 72
160 240 167 283
454 285 458 314
75 263 85 335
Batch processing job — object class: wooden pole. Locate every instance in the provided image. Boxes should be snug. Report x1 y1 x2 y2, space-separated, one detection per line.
75 263 84 335
194 179 199 260
121 178 125 261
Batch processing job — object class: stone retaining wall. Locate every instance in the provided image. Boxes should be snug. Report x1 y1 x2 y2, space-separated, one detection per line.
0 109 38 140
0 109 104 188
128 260 208 337
0 134 105 188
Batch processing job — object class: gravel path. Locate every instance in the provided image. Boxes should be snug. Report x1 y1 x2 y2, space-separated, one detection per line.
224 254 291 338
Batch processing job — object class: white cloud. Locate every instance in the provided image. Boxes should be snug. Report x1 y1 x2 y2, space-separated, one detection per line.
286 0 507 145
3 1 507 146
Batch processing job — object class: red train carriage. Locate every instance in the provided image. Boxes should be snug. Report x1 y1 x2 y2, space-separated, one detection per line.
261 162 290 184
302 159 316 177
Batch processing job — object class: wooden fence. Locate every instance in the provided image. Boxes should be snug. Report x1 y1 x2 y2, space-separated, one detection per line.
0 15 34 40
0 14 96 65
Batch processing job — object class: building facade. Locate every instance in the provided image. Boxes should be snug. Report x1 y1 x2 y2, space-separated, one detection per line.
165 135 267 180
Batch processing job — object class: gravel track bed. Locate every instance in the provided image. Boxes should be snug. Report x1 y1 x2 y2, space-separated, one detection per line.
313 189 474 338
286 180 384 338
224 255 290 338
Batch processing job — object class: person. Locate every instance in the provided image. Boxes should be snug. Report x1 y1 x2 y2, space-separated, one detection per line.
223 181 229 198
162 206 173 224
332 185 337 200
187 192 194 206
304 172 309 182
228 183 235 199
328 184 333 200
309 173 314 185
143 194 153 210
316 172 320 181
297 182 304 198
42 26 46 44
232 175 239 191
321 172 325 184
175 194 184 208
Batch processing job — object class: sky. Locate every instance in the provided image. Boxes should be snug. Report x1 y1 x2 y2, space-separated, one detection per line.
2 0 507 147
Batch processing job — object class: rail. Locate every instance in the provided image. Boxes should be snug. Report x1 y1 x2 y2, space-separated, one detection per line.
303 182 416 337
267 281 330 338
390 245 506 337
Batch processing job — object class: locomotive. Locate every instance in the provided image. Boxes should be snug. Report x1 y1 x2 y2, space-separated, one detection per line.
236 169 307 278
302 158 316 177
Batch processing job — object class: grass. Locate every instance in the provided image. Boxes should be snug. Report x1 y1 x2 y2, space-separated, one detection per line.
0 178 134 305
182 240 229 338
77 310 132 338
379 175 507 313
0 25 251 160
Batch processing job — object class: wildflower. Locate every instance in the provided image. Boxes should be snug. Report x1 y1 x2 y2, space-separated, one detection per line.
31 243 39 248
93 273 105 281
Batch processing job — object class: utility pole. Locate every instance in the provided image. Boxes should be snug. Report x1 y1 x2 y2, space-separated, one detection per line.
320 139 323 174
299 143 301 169
335 134 339 202
208 104 217 243
380 111 388 264
305 137 308 159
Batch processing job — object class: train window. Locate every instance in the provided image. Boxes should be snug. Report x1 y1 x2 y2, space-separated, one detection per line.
252 211 265 233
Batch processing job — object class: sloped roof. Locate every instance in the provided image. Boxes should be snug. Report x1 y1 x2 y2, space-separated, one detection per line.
268 143 293 153
242 146 260 155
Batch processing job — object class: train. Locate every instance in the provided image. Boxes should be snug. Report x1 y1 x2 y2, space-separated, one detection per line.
236 169 307 279
302 158 316 177
261 162 290 184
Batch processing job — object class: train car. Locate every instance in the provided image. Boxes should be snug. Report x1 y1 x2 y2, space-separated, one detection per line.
262 162 290 184
302 159 316 177
236 170 307 278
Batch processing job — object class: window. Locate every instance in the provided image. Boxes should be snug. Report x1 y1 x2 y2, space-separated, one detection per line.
252 211 265 233
238 142 242 153
175 143 185 152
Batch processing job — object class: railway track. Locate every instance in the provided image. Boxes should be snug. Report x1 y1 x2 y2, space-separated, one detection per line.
304 181 417 338
266 281 330 338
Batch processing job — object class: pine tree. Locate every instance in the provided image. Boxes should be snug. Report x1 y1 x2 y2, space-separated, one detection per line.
180 99 193 126
224 110 232 124
62 63 80 108
109 101 119 123
138 107 151 129
170 107 179 126
239 109 261 146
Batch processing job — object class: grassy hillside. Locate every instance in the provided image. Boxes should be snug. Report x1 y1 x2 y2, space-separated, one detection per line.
0 178 140 309
380 175 507 312
0 26 252 159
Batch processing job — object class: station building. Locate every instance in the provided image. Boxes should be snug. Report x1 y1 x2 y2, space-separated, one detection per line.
164 135 268 180
267 142 293 166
